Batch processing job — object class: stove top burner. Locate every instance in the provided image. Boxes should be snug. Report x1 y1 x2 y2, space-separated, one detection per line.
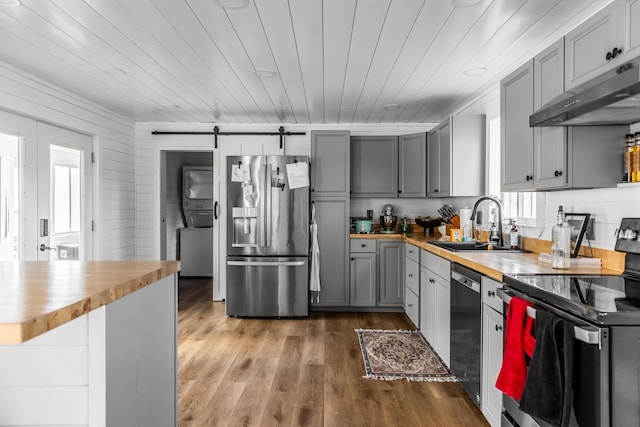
504 273 640 325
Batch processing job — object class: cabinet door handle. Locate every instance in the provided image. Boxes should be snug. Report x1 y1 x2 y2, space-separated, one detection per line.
429 278 435 283
525 175 533 181
351 257 354 261
606 47 622 60
495 324 503 332
408 274 413 277
554 170 563 177
487 290 495 297
361 243 366 247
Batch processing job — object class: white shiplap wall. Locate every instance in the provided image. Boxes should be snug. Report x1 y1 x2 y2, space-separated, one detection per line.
0 60 135 260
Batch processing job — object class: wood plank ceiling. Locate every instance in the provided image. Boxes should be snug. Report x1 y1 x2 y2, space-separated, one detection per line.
0 0 611 124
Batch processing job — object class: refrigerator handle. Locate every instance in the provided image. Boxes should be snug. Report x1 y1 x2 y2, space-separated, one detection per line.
264 162 272 248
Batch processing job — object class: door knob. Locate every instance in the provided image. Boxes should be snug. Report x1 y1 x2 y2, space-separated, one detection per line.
40 244 56 252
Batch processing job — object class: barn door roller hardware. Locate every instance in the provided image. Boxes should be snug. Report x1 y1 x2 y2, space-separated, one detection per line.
151 126 305 149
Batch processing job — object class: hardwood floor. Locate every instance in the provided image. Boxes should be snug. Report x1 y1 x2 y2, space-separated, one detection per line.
177 278 489 427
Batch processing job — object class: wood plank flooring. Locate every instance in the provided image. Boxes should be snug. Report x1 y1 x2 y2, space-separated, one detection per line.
178 278 489 427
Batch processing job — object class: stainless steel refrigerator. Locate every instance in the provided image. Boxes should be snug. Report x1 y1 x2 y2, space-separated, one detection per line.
225 155 309 317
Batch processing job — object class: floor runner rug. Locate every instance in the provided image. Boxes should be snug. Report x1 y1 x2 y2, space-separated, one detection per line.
356 329 456 382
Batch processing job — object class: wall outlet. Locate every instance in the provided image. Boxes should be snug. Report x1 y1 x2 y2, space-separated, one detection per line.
585 217 595 240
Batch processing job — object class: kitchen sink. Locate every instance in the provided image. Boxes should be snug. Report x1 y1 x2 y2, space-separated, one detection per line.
428 241 528 253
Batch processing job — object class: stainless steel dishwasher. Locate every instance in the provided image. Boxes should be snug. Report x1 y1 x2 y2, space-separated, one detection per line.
450 262 482 407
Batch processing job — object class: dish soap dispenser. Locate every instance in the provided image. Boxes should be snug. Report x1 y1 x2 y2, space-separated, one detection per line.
551 205 571 269
509 219 519 250
489 222 500 245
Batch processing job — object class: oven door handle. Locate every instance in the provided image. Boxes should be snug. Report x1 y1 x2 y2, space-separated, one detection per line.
496 287 602 346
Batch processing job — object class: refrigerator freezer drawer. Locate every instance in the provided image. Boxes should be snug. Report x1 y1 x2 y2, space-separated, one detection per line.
226 257 309 317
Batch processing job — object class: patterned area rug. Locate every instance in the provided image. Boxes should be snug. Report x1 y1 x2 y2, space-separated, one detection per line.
356 329 456 382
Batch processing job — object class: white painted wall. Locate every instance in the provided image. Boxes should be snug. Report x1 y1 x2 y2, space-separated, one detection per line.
0 61 135 260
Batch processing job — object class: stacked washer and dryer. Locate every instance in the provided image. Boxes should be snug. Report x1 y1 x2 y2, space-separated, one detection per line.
178 166 214 277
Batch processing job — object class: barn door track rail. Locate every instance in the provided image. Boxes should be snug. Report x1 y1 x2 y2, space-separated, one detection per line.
151 126 305 149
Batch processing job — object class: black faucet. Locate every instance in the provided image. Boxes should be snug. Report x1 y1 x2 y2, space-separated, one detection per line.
470 196 503 247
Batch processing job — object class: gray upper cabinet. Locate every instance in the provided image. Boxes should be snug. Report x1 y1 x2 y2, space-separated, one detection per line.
350 136 398 198
310 130 350 197
502 41 627 191
398 133 427 198
565 0 640 91
534 39 569 190
427 120 451 197
428 115 485 197
501 60 535 191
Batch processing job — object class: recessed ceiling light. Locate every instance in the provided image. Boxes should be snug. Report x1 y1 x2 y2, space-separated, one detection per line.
101 67 127 77
383 103 401 110
463 67 487 76
252 69 276 78
214 0 249 9
0 0 21 6
451 0 483 7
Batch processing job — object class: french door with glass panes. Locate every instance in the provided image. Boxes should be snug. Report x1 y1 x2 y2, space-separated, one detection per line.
0 111 93 261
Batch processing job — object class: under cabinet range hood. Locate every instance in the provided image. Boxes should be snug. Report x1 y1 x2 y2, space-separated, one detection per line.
530 62 640 127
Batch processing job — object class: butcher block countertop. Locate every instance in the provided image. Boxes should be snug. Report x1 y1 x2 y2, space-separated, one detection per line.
351 232 624 281
0 260 180 344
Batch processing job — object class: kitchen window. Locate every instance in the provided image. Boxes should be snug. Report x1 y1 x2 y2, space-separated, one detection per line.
487 117 541 227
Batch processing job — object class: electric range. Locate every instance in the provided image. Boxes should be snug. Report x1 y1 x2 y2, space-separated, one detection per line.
499 217 640 427
503 217 640 326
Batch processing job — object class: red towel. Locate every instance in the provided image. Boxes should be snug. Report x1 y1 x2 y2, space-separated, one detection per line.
495 296 534 401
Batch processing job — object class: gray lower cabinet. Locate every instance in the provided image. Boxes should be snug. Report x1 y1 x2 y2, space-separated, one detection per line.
311 199 350 307
404 243 420 328
378 241 404 306
481 277 504 427
348 239 404 308
420 249 451 367
350 239 377 307
350 136 398 198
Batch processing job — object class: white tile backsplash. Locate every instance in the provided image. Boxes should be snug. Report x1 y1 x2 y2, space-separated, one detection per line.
543 185 640 250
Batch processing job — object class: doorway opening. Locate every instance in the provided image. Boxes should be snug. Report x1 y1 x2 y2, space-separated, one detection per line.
160 150 215 290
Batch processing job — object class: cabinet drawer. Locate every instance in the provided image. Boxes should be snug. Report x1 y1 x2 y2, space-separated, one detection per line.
405 258 420 296
421 249 451 281
350 239 376 253
405 243 420 263
482 277 504 314
405 287 419 329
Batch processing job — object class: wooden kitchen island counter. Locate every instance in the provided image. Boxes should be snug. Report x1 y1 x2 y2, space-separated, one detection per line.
0 260 180 427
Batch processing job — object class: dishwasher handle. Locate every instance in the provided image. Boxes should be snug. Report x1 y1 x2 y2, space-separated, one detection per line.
451 270 480 293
